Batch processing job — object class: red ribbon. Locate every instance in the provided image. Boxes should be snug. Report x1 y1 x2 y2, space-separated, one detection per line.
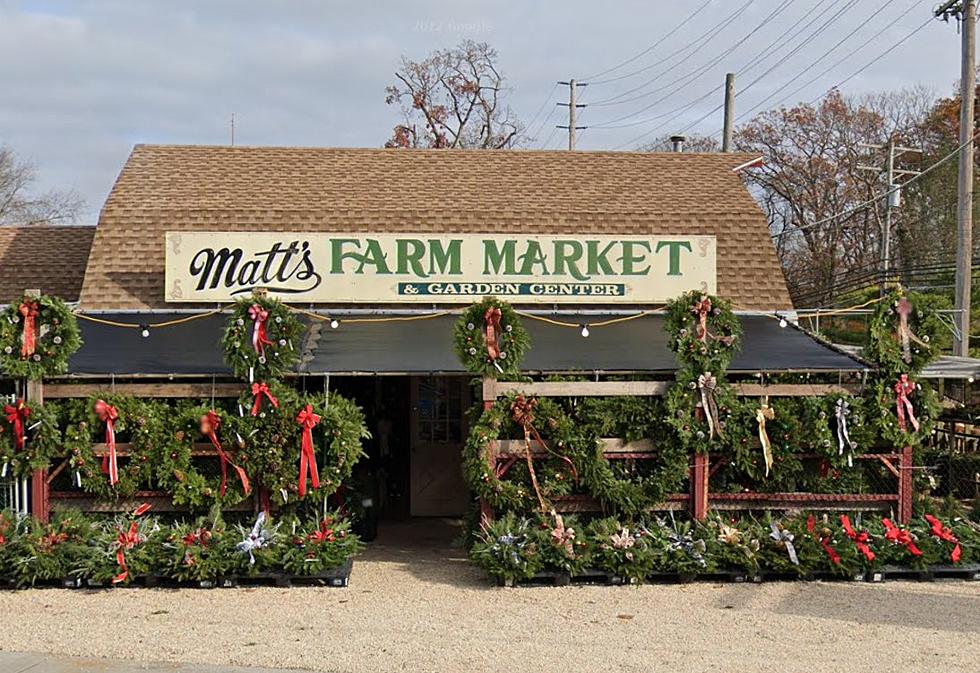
112 503 151 584
882 518 922 556
693 295 712 343
200 410 250 497
484 307 502 361
840 515 875 562
894 374 920 433
182 528 212 547
3 399 30 451
94 399 119 485
807 515 841 565
308 518 335 544
250 382 279 416
248 304 274 357
18 301 38 358
924 514 962 564
296 404 321 498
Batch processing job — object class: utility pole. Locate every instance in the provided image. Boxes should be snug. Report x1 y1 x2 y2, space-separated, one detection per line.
557 79 587 150
722 73 736 152
858 138 922 296
936 0 976 356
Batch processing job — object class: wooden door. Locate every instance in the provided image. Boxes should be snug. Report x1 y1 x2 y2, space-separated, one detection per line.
409 376 470 517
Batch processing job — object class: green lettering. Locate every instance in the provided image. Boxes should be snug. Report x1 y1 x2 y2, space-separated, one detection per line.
429 239 462 275
484 240 517 275
553 240 587 281
330 238 364 274
353 239 391 274
396 239 427 276
587 240 617 275
518 241 550 275
655 240 693 276
619 241 652 275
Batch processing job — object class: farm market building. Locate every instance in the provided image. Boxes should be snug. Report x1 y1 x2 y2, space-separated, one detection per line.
2 145 863 518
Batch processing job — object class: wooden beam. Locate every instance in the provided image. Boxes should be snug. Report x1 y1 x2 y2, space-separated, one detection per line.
496 437 655 458
732 382 862 396
88 442 224 457
495 380 672 398
43 382 245 399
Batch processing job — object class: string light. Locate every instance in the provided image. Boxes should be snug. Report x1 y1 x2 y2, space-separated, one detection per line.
778 317 788 328
139 324 150 338
580 324 590 338
330 319 339 329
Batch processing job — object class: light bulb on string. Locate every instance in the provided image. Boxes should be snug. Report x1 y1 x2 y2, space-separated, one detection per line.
139 324 150 338
778 316 788 328
580 324 590 338
330 319 339 329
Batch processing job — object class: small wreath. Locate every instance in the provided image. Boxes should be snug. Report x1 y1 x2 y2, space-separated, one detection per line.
869 376 939 449
453 297 530 377
0 294 81 379
664 290 741 372
222 294 304 380
864 289 944 376
462 394 588 513
63 396 164 499
0 400 61 480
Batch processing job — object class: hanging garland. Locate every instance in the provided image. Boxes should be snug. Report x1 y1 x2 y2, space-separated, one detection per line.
664 290 741 373
864 288 944 376
0 399 61 480
0 294 81 380
222 294 304 380
453 297 530 377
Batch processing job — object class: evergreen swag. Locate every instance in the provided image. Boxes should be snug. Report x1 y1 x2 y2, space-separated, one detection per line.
453 297 530 378
222 294 304 380
0 294 81 379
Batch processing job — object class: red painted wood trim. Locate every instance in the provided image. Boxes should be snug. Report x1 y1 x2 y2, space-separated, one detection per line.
691 453 709 521
898 445 914 524
31 468 49 523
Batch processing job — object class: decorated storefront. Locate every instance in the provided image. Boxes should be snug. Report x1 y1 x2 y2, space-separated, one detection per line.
0 145 975 588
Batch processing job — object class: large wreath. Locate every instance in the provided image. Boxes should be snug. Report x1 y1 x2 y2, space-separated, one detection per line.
453 297 530 378
864 289 944 376
664 290 741 372
664 367 740 454
0 400 61 479
869 376 939 449
222 294 305 380
0 295 82 379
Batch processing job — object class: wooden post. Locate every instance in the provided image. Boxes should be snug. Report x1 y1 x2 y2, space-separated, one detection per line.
691 452 709 521
898 444 914 524
479 377 496 525
27 379 49 522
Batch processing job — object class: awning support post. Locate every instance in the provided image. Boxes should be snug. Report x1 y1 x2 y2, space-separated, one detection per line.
480 377 496 525
898 444 914 524
690 452 708 522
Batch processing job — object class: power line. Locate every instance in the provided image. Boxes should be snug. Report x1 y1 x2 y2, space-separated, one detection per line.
584 0 715 83
523 82 559 138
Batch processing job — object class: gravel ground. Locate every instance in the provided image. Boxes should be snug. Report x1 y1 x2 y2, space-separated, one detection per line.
1 520 979 673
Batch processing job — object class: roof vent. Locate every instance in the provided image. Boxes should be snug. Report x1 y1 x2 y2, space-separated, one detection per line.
670 135 686 153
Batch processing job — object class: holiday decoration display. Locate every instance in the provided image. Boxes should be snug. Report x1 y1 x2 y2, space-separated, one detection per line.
468 512 542 584
664 290 741 373
222 294 304 381
453 297 530 377
200 409 250 498
0 294 81 379
0 399 60 480
296 404 321 498
280 512 363 576
864 289 944 376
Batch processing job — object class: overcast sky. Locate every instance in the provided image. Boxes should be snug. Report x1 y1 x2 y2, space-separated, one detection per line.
0 0 964 220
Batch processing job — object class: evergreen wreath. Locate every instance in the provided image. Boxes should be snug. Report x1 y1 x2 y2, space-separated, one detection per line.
0 294 81 380
222 294 304 380
664 290 741 372
869 376 940 449
864 288 945 377
453 297 530 377
0 400 62 480
664 367 739 455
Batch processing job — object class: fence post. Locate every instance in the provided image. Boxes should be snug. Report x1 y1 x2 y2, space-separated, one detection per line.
26 378 49 522
898 444 913 524
691 452 708 521
479 377 496 525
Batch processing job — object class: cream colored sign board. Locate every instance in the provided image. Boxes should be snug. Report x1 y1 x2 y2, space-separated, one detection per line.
164 232 716 304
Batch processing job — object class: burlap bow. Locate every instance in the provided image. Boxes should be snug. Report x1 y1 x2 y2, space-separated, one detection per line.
756 398 775 477
895 297 928 365
894 374 920 433
697 372 723 439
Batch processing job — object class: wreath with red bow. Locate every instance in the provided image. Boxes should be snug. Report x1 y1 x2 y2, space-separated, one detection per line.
453 297 530 377
0 399 61 479
221 294 305 380
0 294 81 380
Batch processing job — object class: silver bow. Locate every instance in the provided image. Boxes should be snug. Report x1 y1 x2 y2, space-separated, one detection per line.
835 398 856 468
236 512 271 565
697 372 722 439
770 521 798 565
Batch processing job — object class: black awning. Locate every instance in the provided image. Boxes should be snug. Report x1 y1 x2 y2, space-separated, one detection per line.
66 313 864 376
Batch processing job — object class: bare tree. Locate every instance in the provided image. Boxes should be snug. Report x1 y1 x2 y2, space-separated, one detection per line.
0 146 83 225
384 40 528 149
639 133 720 153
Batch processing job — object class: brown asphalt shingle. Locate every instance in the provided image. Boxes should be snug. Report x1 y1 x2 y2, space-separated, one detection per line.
0 225 95 302
79 145 793 310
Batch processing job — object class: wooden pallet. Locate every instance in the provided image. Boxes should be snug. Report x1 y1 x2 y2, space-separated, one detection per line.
866 564 980 582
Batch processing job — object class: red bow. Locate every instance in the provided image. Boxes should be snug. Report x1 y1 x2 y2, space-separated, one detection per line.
250 382 279 416
94 399 119 486
894 374 920 433
3 399 30 451
113 503 151 584
200 410 250 497
308 518 335 544
840 515 875 562
483 307 502 361
882 518 922 556
248 304 274 357
296 404 321 497
18 301 38 358
691 295 734 346
924 514 962 564
807 515 841 565
182 528 212 547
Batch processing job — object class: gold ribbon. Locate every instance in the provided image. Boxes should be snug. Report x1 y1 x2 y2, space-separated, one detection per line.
756 397 775 477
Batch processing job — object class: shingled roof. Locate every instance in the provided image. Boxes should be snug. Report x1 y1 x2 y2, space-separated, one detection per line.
0 225 95 302
79 145 792 310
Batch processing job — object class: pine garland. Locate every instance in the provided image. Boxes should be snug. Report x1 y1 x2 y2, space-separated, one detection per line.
0 294 81 379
